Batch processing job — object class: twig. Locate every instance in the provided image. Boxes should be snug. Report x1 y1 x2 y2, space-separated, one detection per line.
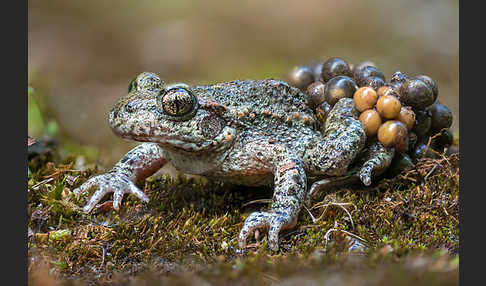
242 199 272 207
424 164 438 181
98 245 106 271
312 202 355 229
303 205 317 223
30 177 54 190
323 226 367 251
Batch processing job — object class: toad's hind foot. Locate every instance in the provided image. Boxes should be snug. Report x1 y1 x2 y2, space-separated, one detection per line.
307 172 360 199
238 210 297 251
308 139 395 199
357 138 395 186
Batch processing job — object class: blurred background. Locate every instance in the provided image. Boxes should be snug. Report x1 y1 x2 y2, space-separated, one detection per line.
28 0 459 166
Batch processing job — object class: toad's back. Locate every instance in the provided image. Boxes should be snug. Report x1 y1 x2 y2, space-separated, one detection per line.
192 79 322 140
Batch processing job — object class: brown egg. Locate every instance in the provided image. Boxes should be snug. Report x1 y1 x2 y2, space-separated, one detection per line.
324 75 358 106
359 109 382 137
377 120 409 153
354 87 378 112
287 65 315 90
376 95 402 119
377 85 390 98
377 85 399 98
306 81 326 109
396 106 416 130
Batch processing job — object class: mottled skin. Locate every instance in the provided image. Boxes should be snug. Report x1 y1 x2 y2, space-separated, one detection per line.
74 72 395 251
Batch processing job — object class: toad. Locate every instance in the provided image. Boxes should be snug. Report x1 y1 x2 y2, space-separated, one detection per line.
74 72 394 251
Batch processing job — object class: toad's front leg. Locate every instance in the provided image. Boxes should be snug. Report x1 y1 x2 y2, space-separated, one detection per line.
237 143 307 251
73 143 168 212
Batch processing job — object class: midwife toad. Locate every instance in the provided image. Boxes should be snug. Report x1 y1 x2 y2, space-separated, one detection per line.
74 72 395 251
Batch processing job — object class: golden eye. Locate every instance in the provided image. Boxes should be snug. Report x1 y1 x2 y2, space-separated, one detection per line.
161 88 196 117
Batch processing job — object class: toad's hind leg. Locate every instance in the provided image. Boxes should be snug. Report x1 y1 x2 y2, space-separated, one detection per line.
237 141 307 251
304 98 367 177
308 138 395 199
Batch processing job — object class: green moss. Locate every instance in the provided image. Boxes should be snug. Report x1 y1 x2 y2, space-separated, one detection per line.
28 147 459 284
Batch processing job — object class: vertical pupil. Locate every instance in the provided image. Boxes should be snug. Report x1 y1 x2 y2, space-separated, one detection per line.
163 88 193 116
175 98 181 113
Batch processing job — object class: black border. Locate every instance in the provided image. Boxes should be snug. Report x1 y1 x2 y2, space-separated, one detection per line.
5 0 28 284
459 1 477 285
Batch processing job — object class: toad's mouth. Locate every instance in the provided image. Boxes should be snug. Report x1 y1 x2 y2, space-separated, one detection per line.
112 125 237 154
113 128 206 152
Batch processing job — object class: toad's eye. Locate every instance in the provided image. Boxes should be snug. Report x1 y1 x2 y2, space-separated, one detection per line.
128 72 164 93
160 88 197 117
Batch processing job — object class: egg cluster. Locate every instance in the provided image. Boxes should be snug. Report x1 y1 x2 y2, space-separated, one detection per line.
287 57 456 162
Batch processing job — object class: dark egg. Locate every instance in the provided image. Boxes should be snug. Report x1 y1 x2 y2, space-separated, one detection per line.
408 131 418 153
324 75 358 106
412 142 438 160
287 65 315 90
414 75 439 103
351 60 377 74
315 101 331 124
434 129 454 149
390 71 409 85
353 65 386 87
306 81 326 109
387 153 414 177
320 57 352 82
363 76 386 90
412 109 432 137
399 78 435 110
428 102 453 133
307 60 325 82
446 145 459 156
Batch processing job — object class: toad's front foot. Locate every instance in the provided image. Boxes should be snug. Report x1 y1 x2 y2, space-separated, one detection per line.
238 210 297 251
73 171 149 212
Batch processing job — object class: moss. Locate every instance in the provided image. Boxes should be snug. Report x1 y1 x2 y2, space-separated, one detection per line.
27 144 459 284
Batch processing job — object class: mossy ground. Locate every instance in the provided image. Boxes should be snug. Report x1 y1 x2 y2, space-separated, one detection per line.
27 140 459 285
